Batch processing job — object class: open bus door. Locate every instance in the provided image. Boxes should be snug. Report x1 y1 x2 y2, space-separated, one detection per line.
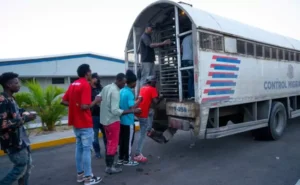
125 2 199 144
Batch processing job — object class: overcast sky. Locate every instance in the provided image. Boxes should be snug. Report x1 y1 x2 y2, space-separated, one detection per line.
0 0 299 60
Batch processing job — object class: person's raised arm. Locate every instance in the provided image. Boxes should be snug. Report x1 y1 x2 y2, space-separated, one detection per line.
142 35 171 48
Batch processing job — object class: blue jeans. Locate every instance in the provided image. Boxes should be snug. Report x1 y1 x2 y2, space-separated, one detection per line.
136 109 154 155
73 128 93 177
182 60 194 98
0 147 32 185
92 116 107 154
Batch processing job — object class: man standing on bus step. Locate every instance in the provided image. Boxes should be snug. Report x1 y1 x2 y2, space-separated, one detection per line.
96 73 141 174
61 64 102 185
139 23 171 87
181 27 194 99
90 73 106 159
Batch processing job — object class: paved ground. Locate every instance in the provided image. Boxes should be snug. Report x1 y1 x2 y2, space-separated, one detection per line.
1 119 300 185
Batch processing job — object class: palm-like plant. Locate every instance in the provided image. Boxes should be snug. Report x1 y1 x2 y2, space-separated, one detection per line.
15 80 67 131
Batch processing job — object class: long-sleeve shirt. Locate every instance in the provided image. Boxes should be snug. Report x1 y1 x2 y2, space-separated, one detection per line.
99 83 124 125
0 92 30 154
91 86 101 117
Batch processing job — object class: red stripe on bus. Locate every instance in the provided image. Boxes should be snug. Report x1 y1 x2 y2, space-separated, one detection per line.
212 55 238 60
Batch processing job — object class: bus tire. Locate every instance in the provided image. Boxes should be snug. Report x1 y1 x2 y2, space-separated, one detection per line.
253 101 287 140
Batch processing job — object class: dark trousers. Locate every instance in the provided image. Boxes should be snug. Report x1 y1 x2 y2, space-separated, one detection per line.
92 116 107 154
182 60 194 98
0 147 32 185
119 124 135 162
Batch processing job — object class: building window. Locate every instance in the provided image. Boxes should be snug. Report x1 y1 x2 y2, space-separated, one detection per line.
290 52 295 61
246 42 254 56
20 78 34 83
264 46 271 59
52 78 65 84
297 53 300 62
256 44 263 57
70 77 79 83
284 50 289 61
199 32 223 51
237 40 246 54
279 49 284 60
271 47 277 60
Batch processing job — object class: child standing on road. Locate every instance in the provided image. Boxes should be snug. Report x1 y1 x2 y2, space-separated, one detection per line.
118 70 142 166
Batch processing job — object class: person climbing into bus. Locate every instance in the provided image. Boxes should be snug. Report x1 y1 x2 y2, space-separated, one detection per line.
134 76 164 163
181 27 194 99
118 70 142 166
139 23 171 87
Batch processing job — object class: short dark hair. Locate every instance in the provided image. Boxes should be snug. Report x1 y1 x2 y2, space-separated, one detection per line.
116 73 126 81
91 73 98 79
0 72 19 88
77 64 91 77
125 70 137 84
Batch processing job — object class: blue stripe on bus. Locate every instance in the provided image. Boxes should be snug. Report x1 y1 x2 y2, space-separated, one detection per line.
208 90 235 95
214 66 239 71
216 58 241 64
210 82 236 87
212 74 238 78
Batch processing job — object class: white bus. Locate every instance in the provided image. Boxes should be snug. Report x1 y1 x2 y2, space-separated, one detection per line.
125 0 300 143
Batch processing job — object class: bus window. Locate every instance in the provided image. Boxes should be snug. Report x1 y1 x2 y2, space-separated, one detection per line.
290 52 295 61
200 32 212 49
271 47 277 60
212 35 223 51
247 42 254 56
279 49 284 60
264 46 271 59
237 40 246 54
285 51 289 61
256 44 263 57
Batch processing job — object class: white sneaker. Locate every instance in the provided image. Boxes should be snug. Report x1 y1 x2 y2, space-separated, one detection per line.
123 160 139 166
84 176 102 185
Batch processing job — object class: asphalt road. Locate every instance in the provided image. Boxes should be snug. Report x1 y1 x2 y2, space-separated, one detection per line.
1 119 300 185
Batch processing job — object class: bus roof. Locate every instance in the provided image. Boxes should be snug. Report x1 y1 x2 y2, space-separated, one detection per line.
127 0 300 51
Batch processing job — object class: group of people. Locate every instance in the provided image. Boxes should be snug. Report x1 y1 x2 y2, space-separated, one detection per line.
60 62 163 185
0 23 194 185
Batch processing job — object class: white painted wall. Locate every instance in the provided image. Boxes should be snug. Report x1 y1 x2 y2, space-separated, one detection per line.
0 57 125 77
19 76 115 92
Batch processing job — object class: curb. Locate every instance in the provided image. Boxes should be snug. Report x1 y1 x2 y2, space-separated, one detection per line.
0 125 140 156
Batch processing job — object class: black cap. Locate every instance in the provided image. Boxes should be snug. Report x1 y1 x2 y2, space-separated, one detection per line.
91 73 98 79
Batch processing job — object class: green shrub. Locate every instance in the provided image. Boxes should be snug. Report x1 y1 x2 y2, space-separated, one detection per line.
15 80 67 131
